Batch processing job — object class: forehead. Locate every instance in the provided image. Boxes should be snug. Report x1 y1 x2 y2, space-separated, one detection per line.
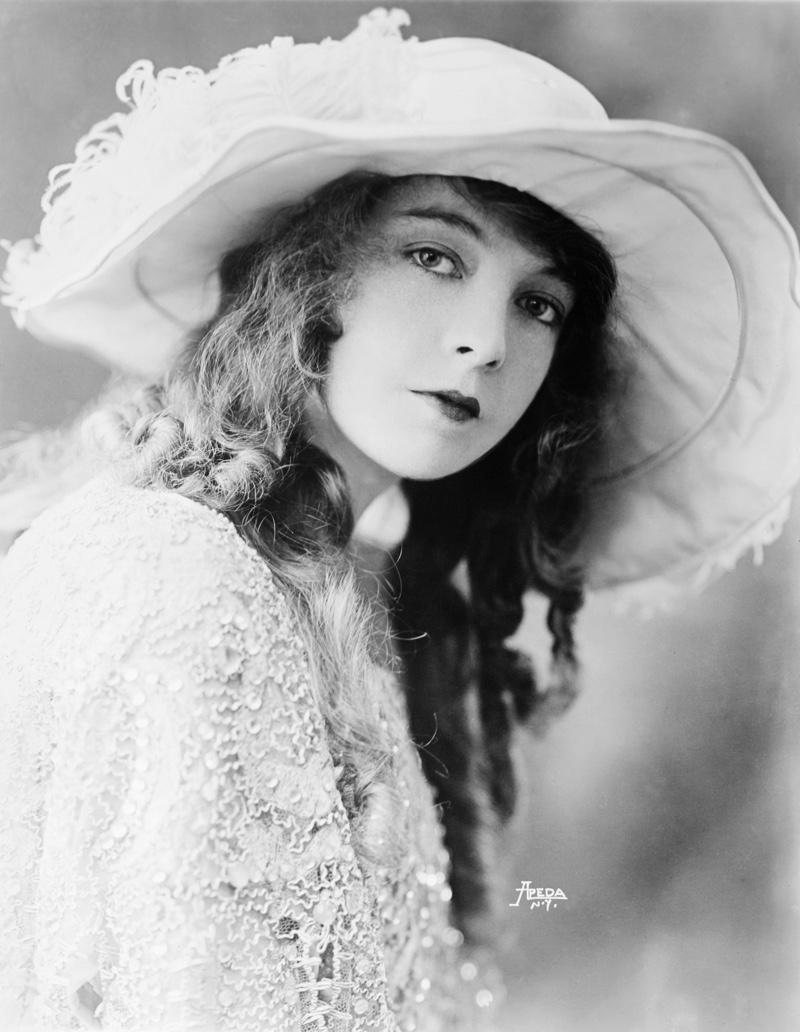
375 176 551 259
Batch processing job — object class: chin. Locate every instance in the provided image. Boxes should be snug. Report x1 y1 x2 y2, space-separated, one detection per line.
383 451 481 483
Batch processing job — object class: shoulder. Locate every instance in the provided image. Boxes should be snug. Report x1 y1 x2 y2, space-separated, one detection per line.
5 475 260 588
0 477 299 666
11 475 248 566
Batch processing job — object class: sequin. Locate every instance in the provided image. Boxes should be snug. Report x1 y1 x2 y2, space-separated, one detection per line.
312 900 337 926
460 962 478 982
229 862 253 889
442 928 464 947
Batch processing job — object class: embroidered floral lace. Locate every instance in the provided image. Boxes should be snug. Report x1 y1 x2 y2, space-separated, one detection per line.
0 478 496 1031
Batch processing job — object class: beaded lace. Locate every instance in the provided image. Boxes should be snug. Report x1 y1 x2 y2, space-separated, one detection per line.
0 478 495 1031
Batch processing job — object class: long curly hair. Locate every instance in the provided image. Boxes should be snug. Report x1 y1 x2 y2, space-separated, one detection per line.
2 170 618 944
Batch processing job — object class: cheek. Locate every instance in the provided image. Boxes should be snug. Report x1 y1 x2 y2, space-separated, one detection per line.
324 328 401 410
326 281 430 398
322 321 406 451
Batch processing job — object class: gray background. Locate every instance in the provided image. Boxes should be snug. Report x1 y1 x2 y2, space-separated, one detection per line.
2 3 799 1030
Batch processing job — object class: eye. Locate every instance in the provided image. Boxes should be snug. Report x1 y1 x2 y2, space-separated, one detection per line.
408 246 460 277
517 294 565 328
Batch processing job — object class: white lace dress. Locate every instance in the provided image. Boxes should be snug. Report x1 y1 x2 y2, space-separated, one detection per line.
0 478 495 1031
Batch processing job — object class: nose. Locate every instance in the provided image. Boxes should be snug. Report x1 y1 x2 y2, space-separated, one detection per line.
442 296 507 370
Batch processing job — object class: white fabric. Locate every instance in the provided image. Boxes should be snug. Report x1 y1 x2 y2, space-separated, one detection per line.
0 478 491 1031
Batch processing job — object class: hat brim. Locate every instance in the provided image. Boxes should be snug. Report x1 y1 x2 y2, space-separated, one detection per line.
10 116 800 592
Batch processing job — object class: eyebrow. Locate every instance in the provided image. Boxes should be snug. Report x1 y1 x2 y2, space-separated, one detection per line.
393 206 486 242
392 204 575 297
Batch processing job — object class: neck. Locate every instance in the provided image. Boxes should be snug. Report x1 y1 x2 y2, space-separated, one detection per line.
302 394 399 524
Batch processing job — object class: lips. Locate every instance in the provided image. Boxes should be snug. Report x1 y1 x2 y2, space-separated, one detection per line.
413 389 481 421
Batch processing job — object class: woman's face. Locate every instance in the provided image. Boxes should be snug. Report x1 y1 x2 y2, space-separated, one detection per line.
305 178 574 507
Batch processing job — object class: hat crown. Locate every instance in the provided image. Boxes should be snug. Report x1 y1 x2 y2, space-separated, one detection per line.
414 38 607 127
198 12 608 131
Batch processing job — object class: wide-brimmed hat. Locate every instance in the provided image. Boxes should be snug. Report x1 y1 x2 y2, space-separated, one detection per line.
4 8 800 605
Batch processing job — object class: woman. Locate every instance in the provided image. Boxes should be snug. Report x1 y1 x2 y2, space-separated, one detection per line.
1 10 799 1032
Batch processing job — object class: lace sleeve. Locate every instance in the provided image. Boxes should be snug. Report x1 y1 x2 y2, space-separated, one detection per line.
0 483 396 1031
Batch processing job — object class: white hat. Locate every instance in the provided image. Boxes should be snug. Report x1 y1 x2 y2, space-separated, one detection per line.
4 8 800 604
